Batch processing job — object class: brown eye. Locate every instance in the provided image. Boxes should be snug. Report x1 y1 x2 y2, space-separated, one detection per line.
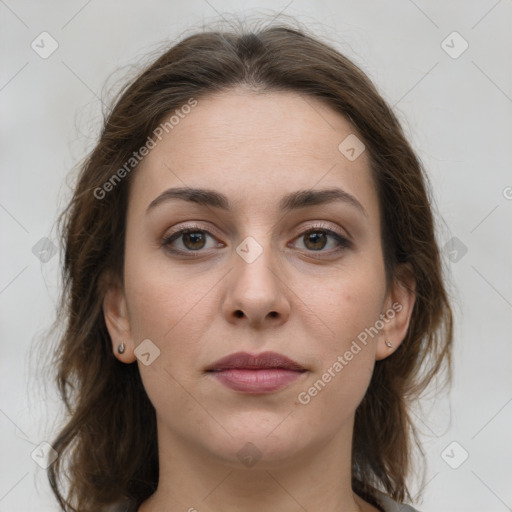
162 228 218 254
303 231 328 251
181 231 207 250
294 228 350 253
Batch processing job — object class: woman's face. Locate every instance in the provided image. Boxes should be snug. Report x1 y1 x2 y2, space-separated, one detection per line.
105 89 413 468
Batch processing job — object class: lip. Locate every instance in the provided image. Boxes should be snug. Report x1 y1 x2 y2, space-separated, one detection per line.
206 351 306 394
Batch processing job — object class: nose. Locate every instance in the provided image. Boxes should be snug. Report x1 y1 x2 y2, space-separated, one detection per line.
222 236 290 329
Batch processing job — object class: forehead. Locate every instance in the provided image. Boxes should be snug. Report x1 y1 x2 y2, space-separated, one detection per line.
128 89 378 219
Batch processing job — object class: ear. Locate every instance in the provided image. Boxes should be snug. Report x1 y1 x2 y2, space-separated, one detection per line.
375 263 416 361
101 273 137 364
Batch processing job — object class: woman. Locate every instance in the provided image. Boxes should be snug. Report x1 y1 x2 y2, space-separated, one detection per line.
47 20 453 512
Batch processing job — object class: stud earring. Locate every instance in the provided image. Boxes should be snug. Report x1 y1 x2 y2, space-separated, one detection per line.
117 343 126 354
385 340 393 348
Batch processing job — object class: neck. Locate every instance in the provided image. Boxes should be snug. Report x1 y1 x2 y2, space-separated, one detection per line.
138 415 379 512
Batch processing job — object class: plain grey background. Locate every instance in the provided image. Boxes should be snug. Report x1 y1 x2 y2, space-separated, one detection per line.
1 1 511 511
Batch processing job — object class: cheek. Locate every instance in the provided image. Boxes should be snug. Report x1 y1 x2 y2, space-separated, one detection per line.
123 244 206 341
123 248 218 397
318 265 386 346
122 256 210 411
299 263 385 408
294 278 384 428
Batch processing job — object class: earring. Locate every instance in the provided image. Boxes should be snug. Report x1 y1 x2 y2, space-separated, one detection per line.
117 343 126 354
385 340 393 348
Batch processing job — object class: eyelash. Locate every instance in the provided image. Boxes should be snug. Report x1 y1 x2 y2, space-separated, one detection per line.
161 222 351 258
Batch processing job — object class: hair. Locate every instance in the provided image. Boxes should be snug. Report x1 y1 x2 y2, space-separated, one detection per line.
46 17 453 512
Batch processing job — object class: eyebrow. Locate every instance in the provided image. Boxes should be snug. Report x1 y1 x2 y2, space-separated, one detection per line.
146 186 366 216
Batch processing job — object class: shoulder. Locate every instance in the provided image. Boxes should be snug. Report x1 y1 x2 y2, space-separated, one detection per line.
106 499 138 512
376 492 421 512
110 495 418 512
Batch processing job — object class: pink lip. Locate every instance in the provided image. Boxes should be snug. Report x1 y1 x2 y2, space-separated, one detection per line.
206 351 306 394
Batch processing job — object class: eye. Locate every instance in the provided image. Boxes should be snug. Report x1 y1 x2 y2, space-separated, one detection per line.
161 223 351 257
162 226 220 255
292 225 351 253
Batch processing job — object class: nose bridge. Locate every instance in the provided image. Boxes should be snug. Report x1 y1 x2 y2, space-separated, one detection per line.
234 232 279 295
224 229 289 325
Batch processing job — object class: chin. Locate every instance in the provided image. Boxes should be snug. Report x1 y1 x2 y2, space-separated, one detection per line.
199 414 310 469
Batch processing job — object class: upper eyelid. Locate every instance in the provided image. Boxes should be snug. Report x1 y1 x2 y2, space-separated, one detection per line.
164 221 349 240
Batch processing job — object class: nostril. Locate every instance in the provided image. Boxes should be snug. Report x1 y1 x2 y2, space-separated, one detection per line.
234 310 244 318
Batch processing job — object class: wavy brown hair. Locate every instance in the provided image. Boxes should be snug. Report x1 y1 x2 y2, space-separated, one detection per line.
45 18 453 512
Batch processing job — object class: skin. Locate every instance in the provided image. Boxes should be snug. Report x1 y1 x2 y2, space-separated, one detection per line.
103 88 415 512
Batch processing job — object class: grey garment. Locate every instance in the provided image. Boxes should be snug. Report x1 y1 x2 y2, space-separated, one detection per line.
376 492 421 512
112 495 420 512
107 499 137 512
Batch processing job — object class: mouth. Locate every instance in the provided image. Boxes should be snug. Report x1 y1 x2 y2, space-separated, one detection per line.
206 351 307 394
